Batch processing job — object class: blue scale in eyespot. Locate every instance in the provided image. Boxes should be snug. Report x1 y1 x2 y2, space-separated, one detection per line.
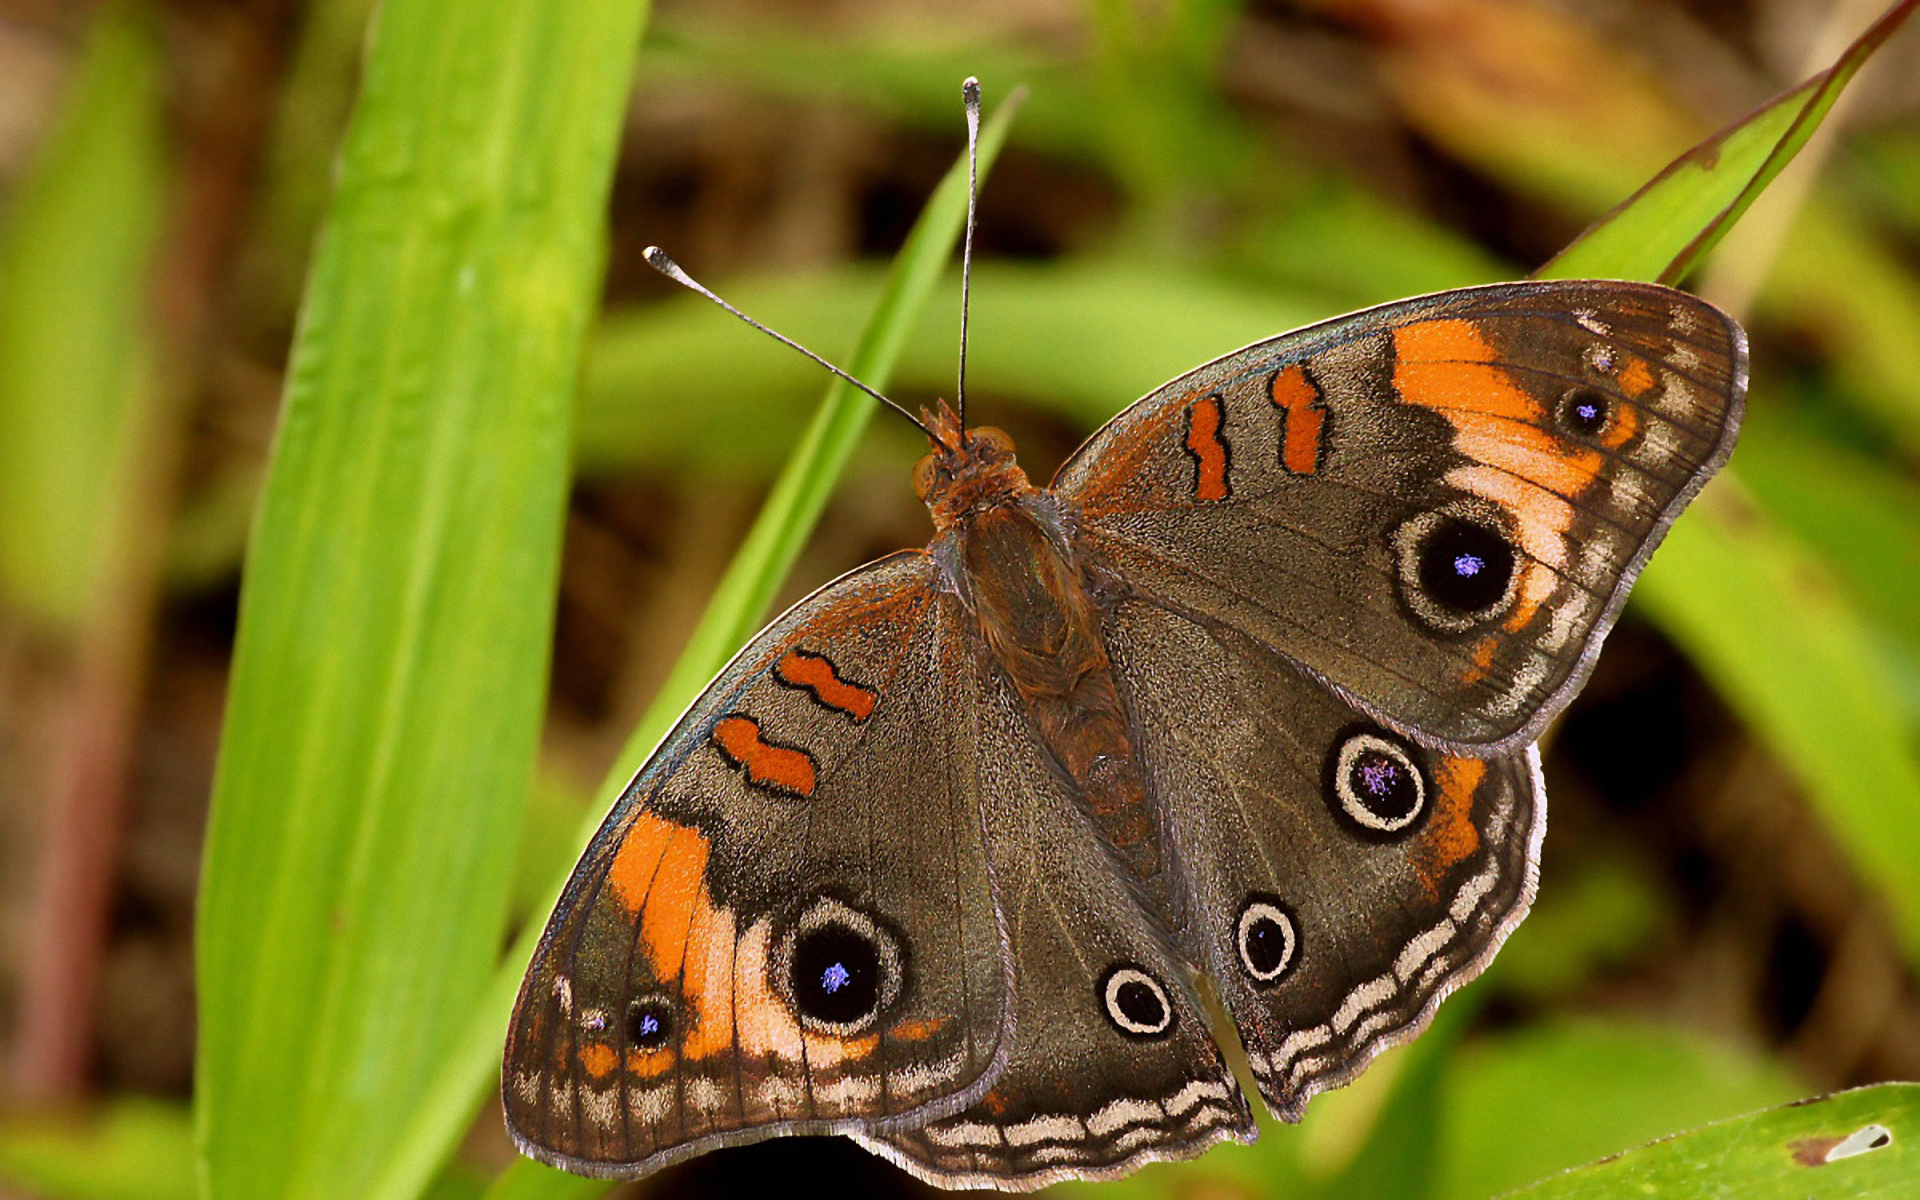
638 1013 660 1037
822 961 852 993
1453 553 1485 578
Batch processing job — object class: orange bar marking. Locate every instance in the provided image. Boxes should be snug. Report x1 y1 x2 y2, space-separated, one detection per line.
609 809 676 913
1616 355 1656 398
1270 365 1326 475
712 715 817 797
579 1043 617 1080
776 650 876 721
640 824 711 977
1184 396 1230 501
1414 756 1486 898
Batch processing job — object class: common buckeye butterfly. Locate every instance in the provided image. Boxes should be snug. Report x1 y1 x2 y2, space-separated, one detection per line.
504 79 1745 1190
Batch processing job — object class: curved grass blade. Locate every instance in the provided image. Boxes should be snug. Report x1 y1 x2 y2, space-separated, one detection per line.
1537 0 1918 283
1504 1083 1917 1198
372 86 1026 1200
192 2 651 1198
1634 484 1920 958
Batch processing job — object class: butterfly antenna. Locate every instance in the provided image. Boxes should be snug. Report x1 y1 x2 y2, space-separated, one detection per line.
956 76 982 429
643 246 935 440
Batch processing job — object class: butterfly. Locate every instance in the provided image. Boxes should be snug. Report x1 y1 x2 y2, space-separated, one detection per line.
503 86 1746 1192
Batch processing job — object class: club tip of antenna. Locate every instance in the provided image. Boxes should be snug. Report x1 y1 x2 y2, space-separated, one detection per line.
963 77 980 106
643 245 690 284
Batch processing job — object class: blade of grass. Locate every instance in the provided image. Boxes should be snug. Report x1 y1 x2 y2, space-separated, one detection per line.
0 1 162 628
192 2 650 1198
375 85 1027 1200
1537 0 1918 283
1502 1083 1917 1198
1634 483 1920 958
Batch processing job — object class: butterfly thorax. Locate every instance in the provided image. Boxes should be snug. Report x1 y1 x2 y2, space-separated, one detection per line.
919 412 1169 901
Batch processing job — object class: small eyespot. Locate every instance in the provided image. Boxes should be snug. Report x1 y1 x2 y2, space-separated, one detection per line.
1328 730 1429 838
778 897 905 1034
626 996 673 1049
1236 896 1299 985
1558 387 1610 436
1099 965 1175 1038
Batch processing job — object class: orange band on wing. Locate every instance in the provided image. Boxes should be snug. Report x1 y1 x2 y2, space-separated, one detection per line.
1616 355 1655 398
776 649 877 721
1394 318 1611 630
1414 756 1485 898
1184 396 1230 501
578 1042 617 1080
712 715 817 797
1270 365 1326 476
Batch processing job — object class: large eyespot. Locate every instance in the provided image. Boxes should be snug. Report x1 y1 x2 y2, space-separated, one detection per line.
777 897 905 1034
1099 965 1175 1038
626 995 674 1049
1236 896 1299 985
1557 386 1611 437
1393 509 1518 633
1327 729 1429 839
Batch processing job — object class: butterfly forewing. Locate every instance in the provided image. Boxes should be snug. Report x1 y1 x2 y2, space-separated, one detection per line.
504 552 1013 1176
1055 280 1744 753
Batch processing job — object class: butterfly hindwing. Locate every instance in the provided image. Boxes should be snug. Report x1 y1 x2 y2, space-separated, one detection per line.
857 657 1255 1189
1104 598 1543 1118
1055 280 1744 752
504 552 1013 1176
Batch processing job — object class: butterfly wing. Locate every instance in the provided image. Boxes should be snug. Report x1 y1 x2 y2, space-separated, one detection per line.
1054 280 1744 753
1104 598 1542 1119
504 552 1014 1177
856 656 1255 1189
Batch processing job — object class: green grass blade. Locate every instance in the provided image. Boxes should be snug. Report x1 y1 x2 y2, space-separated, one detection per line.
1504 1083 1918 1198
0 2 163 627
376 86 1025 1200
1634 486 1920 957
1538 0 1917 282
191 2 650 1198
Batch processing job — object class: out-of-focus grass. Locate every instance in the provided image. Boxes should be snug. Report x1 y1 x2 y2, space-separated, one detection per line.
0 3 162 628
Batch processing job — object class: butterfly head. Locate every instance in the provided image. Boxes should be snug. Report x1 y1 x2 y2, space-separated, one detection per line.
914 399 1032 531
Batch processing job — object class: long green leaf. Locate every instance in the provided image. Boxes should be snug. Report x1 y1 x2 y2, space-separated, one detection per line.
1538 0 1918 282
374 86 1026 1200
1506 1084 1918 1198
192 2 650 1198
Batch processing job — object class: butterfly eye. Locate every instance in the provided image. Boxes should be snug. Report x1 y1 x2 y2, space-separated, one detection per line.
1099 965 1175 1038
626 996 674 1049
1327 730 1429 838
1235 896 1299 985
778 897 905 1034
1393 509 1519 633
1557 386 1611 437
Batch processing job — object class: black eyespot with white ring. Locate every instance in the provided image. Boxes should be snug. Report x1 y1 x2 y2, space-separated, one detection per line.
1326 728 1429 840
775 896 906 1034
1098 964 1175 1038
1392 506 1519 634
1236 895 1300 985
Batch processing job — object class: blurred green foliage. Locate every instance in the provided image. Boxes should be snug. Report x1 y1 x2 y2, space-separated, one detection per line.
1 1 1918 1200
0 3 162 627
